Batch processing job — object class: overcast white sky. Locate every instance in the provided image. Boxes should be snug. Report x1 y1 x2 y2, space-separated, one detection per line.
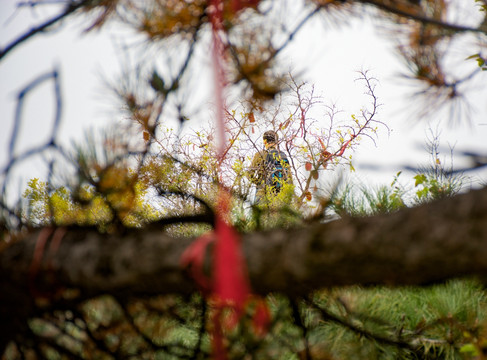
1 0 486 205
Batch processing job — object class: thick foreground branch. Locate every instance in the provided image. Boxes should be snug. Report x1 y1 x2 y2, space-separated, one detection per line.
1 187 487 348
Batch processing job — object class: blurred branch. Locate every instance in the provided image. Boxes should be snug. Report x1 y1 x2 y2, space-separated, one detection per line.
0 1 89 61
362 0 487 35
1 67 69 229
118 298 191 357
291 299 312 360
359 151 487 174
305 297 423 355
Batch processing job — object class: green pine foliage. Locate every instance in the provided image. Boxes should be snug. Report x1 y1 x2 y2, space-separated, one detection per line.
305 279 487 360
11 280 487 359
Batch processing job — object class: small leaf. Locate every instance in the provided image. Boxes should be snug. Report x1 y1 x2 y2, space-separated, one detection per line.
414 174 426 187
459 344 478 355
150 70 166 93
143 131 150 142
311 170 319 180
321 150 332 160
305 162 312 171
248 112 255 123
280 118 291 130
465 53 481 60
416 187 429 199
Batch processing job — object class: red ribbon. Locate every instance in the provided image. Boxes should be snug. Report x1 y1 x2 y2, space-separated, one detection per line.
181 1 268 357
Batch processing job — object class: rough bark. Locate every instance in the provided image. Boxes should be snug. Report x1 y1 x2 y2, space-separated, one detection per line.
1 187 487 351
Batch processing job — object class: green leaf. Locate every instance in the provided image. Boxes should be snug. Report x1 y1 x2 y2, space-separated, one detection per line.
465 53 481 60
416 187 429 199
150 70 166 93
391 171 402 187
414 174 426 187
466 53 487 69
459 343 478 355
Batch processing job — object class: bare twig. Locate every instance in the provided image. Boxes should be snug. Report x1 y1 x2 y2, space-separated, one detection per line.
0 1 88 61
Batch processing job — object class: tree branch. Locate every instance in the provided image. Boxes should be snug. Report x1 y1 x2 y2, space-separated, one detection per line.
0 1 89 61
1 186 487 351
361 0 487 35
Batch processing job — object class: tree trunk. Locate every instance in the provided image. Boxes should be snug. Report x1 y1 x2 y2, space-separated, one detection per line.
1 186 487 351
